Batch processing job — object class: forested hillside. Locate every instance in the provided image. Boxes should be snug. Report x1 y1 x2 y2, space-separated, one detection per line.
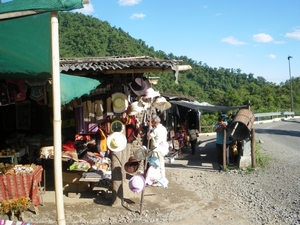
58 12 299 118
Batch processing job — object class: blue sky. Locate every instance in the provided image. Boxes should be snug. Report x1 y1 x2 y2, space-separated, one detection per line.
74 0 300 85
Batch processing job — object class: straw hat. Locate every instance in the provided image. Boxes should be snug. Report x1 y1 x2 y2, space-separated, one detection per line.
112 92 128 113
144 88 160 99
128 101 144 116
129 77 151 96
133 146 148 160
106 132 127 152
128 175 146 193
153 97 171 111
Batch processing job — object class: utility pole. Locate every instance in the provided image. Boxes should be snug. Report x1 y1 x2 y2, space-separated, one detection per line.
288 56 293 112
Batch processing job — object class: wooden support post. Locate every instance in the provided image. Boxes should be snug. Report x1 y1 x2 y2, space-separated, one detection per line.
222 129 226 170
251 128 256 167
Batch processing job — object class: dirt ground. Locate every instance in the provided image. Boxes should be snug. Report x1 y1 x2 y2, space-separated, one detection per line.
1 135 246 225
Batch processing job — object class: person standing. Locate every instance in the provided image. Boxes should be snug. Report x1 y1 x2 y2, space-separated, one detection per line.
214 115 230 170
95 122 109 157
187 127 199 155
148 114 168 180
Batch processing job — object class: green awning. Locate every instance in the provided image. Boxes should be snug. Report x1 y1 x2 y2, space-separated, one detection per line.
0 0 84 79
60 74 101 105
0 12 52 79
0 0 83 15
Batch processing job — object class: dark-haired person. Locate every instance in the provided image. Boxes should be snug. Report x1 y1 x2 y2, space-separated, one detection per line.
214 115 230 170
187 126 199 155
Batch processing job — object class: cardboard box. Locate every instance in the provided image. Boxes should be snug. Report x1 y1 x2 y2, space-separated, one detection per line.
63 182 89 193
62 171 83 184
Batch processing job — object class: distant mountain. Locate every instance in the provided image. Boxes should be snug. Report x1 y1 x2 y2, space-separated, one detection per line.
58 12 299 115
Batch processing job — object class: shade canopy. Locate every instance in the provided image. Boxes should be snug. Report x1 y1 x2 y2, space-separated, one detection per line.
0 0 84 79
170 100 246 112
60 73 101 105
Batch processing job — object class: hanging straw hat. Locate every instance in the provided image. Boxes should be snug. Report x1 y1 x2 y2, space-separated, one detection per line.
112 92 128 113
129 77 151 96
128 101 144 116
144 88 160 99
128 175 146 193
133 146 148 161
153 96 171 111
106 132 127 152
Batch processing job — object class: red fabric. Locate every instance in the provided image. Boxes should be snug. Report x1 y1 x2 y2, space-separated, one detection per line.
0 166 43 206
6 79 27 102
63 140 76 151
122 115 139 143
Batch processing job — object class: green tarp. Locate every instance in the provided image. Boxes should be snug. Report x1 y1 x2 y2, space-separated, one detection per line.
0 1 98 104
0 12 52 78
0 0 83 14
0 0 84 79
60 74 101 105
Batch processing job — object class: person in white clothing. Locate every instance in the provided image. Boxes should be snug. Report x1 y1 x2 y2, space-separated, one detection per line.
148 114 168 179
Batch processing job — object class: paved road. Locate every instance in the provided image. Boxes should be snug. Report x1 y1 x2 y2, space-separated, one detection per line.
253 118 300 153
167 118 300 170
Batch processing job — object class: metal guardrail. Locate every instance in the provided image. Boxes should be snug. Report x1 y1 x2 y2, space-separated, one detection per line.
254 111 295 121
200 111 295 133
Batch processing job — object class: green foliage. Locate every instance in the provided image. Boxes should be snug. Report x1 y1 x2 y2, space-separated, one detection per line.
58 12 300 121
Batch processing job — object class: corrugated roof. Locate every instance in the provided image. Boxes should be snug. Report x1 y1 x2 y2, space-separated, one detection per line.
60 56 183 75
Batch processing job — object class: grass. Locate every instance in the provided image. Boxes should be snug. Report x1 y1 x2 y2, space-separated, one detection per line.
241 141 272 174
254 141 272 168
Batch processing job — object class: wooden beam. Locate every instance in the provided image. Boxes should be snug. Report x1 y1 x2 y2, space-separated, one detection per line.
0 10 38 20
62 68 173 76
102 68 173 74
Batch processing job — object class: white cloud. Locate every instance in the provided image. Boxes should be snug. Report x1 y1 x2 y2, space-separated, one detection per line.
73 3 94 15
221 36 246 45
253 33 273 43
215 13 223 16
130 13 146 19
118 0 141 6
285 29 300 40
267 54 276 59
273 40 285 44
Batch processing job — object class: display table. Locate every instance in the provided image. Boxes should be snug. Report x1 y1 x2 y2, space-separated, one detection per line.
0 165 43 212
0 147 28 164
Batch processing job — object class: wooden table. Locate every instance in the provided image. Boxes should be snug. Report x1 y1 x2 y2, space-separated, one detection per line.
0 165 43 214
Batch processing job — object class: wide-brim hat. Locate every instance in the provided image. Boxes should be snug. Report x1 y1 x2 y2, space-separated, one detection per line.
133 146 148 160
129 175 146 193
153 97 171 111
128 101 144 116
129 77 151 96
124 156 141 174
112 92 128 113
144 88 160 99
148 156 160 169
106 132 127 152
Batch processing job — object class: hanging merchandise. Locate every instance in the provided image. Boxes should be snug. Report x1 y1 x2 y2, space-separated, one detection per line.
128 101 144 116
111 92 128 113
106 97 114 116
153 97 171 111
110 120 125 133
129 76 151 96
124 156 141 174
134 146 148 161
128 175 146 193
106 132 127 152
144 88 160 99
